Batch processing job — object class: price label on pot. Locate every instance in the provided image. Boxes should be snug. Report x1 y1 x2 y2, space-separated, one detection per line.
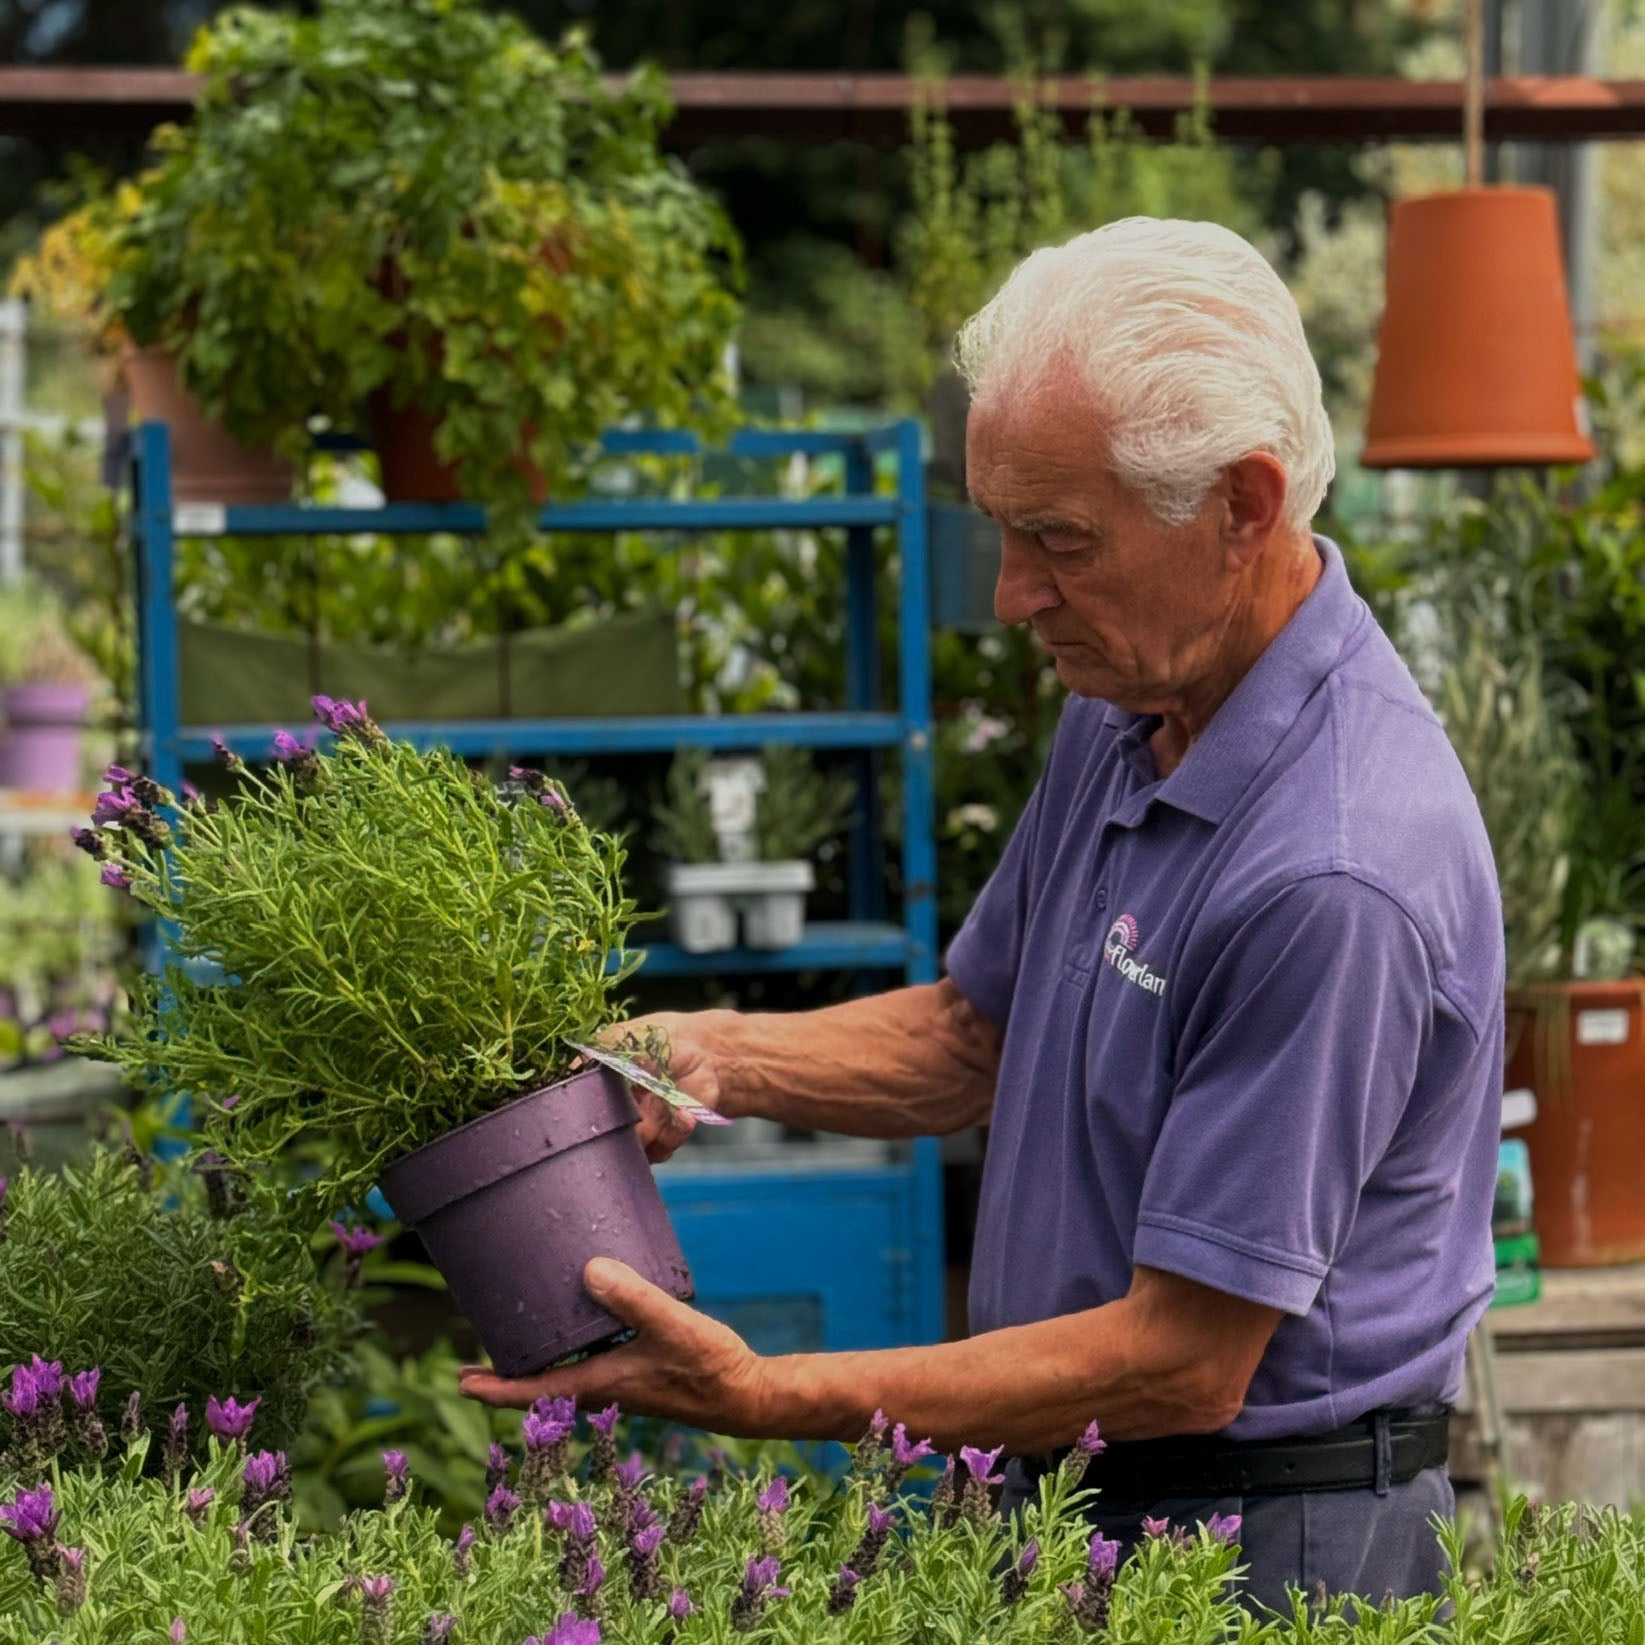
1576 1009 1630 1046
173 503 227 536
566 1039 733 1125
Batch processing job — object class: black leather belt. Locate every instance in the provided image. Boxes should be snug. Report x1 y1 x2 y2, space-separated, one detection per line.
1019 1408 1451 1501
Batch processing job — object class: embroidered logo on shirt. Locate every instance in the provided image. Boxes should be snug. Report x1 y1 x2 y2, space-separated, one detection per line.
1103 914 1167 997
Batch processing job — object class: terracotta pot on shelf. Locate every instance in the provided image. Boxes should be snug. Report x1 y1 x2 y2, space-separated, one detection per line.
1504 980 1645 1267
377 1064 693 1375
121 345 293 504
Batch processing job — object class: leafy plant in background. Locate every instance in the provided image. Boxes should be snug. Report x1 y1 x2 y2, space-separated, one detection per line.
1433 621 1579 989
12 0 741 541
0 579 99 695
0 1150 361 1469
0 846 120 1068
68 702 641 1214
650 749 721 866
752 746 856 862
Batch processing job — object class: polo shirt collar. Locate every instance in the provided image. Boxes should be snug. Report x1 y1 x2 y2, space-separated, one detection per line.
1100 536 1367 826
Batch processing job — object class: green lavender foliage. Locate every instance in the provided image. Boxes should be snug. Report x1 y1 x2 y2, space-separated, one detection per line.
5 1414 1642 1644
72 716 641 1212
0 1150 360 1464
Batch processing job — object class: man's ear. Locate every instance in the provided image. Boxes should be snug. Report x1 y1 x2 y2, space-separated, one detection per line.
1220 452 1290 568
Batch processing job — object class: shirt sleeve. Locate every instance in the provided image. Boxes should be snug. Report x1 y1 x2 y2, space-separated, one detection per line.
942 774 1047 1031
1132 873 1437 1316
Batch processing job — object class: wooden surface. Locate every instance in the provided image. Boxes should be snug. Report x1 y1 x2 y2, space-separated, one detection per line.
1453 1264 1645 1506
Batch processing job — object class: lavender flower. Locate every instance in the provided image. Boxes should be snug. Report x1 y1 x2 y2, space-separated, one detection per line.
1002 1538 1040 1604
1141 1515 1171 1539
103 764 134 786
731 1555 791 1633
420 1615 457 1645
526 1618 602 1645
1088 1533 1122 1579
1061 1419 1106 1481
330 1220 382 1288
170 1621 186 1645
2 1363 39 1420
850 1407 889 1475
345 1574 393 1645
70 826 105 860
383 1449 410 1505
577 1550 606 1601
615 1452 648 1492
549 1499 599 1593
98 864 132 892
0 1482 58 1543
959 1443 1005 1523
485 1441 511 1494
828 1565 862 1616
55 1545 87 1616
1206 1512 1243 1545
241 1449 292 1526
67 1369 99 1410
120 1389 143 1447
587 1403 619 1482
883 1423 936 1493
627 1521 666 1602
667 1588 695 1621
91 787 138 826
757 1475 790 1553
665 1476 707 1547
311 694 368 735
849 1499 895 1577
184 1487 216 1528
929 1455 958 1528
206 1395 259 1445
70 1383 108 1462
547 1499 597 1542
452 1523 476 1577
272 730 304 762
26 1356 62 1404
484 1483 520 1533
520 1398 574 1501
162 1403 190 1483
1062 1534 1122 1632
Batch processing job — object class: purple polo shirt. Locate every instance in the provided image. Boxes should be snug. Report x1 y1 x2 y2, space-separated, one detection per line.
946 538 1504 1440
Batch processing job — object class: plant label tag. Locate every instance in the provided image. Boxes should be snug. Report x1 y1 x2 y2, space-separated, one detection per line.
566 1039 733 1125
173 503 228 536
703 757 763 861
1576 1009 1629 1046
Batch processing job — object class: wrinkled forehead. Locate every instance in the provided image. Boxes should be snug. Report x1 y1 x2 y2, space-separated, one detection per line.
964 377 1114 517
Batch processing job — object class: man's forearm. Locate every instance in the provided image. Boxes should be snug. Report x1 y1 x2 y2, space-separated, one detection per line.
750 1271 1277 1454
707 981 1000 1138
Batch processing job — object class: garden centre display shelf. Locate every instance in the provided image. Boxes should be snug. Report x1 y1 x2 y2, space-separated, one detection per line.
128 418 945 1355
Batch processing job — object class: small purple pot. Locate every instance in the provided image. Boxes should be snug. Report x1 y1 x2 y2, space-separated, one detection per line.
0 682 90 793
377 1065 693 1376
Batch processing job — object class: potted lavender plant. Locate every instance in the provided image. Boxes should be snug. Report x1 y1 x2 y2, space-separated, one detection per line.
67 700 711 1375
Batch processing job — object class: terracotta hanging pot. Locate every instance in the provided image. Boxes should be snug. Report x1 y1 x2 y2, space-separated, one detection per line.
1361 187 1595 470
122 345 294 504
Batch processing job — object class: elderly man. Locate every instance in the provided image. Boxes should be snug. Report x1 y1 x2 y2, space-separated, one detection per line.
460 217 1504 1611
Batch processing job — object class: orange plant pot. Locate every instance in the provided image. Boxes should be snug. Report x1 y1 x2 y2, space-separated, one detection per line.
1362 187 1595 470
1505 980 1645 1267
122 346 293 504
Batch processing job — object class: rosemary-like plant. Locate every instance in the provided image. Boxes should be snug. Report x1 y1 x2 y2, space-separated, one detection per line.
69 700 641 1211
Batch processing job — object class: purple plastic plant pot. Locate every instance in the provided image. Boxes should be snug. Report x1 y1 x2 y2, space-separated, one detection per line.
377 1065 694 1376
0 682 90 793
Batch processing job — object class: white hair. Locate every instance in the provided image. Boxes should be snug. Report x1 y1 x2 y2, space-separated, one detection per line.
954 217 1335 531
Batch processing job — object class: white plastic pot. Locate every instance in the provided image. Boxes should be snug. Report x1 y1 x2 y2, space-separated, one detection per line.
665 862 749 954
736 860 815 950
664 860 817 953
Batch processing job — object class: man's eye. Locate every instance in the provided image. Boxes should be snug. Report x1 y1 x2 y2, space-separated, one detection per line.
1038 531 1086 554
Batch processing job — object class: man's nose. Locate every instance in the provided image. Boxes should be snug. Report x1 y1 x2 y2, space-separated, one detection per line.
994 532 1061 627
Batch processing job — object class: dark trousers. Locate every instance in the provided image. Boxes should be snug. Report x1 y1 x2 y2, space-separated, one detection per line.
1001 1458 1454 1616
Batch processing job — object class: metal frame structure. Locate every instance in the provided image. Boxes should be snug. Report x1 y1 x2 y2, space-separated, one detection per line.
128 416 947 1354
7 66 1645 145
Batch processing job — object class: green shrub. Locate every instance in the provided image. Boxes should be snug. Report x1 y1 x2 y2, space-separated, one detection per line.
0 1150 360 1469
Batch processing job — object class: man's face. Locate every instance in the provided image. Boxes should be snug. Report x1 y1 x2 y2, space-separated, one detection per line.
966 380 1246 713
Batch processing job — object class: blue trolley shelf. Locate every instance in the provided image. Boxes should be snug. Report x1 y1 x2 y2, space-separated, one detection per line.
129 419 946 1355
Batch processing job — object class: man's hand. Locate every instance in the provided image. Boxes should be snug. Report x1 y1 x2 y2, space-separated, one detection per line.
458 1258 776 1432
600 1010 737 1162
